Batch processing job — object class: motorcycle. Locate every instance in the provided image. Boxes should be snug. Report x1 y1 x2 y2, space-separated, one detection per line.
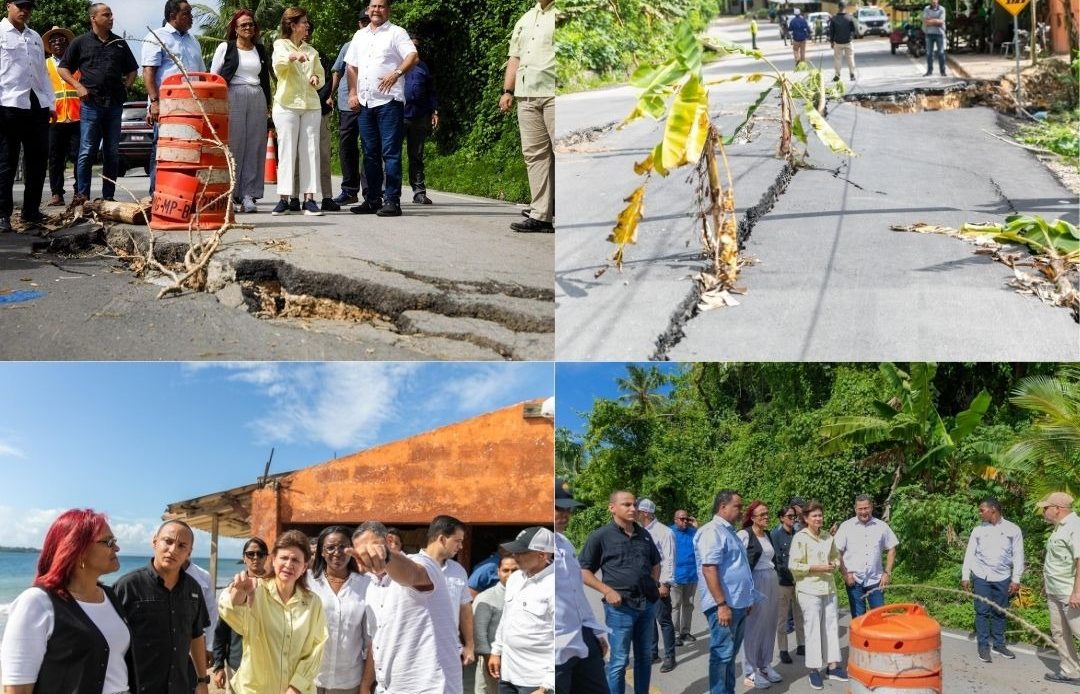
888 5 926 56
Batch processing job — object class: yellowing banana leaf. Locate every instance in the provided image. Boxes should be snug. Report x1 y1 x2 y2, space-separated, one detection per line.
701 37 763 61
651 142 669 177
661 75 710 170
723 83 775 145
621 93 670 127
633 150 655 175
703 74 749 86
792 113 808 145
608 186 646 268
630 58 688 93
673 21 703 73
803 104 856 156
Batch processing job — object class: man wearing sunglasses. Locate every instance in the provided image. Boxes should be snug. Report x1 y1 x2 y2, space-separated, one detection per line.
1038 492 1080 685
670 510 699 647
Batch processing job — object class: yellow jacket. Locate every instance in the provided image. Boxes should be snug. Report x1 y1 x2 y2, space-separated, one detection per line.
46 56 80 123
219 578 328 694
789 527 840 596
271 38 323 110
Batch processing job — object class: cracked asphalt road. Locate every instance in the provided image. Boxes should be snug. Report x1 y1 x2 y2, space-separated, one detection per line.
555 17 1079 361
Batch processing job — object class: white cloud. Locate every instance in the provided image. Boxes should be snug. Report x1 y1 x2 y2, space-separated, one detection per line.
0 438 24 458
427 364 528 414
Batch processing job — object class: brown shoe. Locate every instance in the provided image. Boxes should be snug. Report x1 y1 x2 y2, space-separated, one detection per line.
48 194 63 206
71 194 88 207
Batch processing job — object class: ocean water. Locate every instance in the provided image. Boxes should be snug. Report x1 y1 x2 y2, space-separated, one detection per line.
0 550 238 638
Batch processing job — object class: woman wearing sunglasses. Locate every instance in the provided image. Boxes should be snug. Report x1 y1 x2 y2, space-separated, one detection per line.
0 509 137 694
212 537 269 693
736 501 783 690
308 526 370 694
220 529 327 694
210 9 272 214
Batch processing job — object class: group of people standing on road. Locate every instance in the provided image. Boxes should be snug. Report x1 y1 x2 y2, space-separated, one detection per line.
761 0 949 83
0 508 558 694
556 478 1080 694
0 0 554 232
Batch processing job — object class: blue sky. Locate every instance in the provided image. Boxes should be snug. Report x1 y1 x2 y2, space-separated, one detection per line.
0 362 553 557
555 362 682 436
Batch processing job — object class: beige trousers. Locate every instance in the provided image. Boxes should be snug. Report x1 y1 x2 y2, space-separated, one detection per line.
776 583 805 653
792 40 807 64
799 591 841 670
291 113 333 200
475 654 500 694
517 96 554 223
1048 593 1080 677
832 43 856 77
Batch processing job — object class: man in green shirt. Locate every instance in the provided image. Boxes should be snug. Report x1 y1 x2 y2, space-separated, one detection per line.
1038 491 1080 684
500 0 554 233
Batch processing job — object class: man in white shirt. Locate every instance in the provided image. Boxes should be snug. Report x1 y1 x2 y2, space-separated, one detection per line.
553 478 609 694
489 526 555 694
185 559 219 676
421 516 477 674
344 0 417 218
961 497 1023 663
638 498 677 673
1038 492 1080 685
351 518 463 694
835 495 898 618
140 0 204 194
0 0 54 231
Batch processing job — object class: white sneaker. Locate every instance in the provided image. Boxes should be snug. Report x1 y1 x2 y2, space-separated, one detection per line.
242 197 257 213
763 666 783 683
746 671 771 689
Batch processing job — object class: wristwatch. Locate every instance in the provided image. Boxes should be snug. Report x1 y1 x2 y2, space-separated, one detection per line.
394 68 403 77
196 675 211 685
502 88 514 96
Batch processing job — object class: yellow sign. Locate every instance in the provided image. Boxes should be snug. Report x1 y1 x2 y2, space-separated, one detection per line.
995 0 1031 16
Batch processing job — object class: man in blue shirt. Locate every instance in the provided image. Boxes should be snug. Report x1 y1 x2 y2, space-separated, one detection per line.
467 550 501 597
695 489 760 694
329 12 370 205
141 0 204 195
670 509 699 646
404 33 438 205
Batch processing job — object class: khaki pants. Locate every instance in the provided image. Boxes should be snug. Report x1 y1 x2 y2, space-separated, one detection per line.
517 96 554 223
776 583 805 653
671 582 697 636
792 40 807 64
799 591 840 670
1048 593 1080 677
832 43 856 77
475 654 500 694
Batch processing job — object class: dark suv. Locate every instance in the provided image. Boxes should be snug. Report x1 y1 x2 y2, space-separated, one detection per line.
118 101 152 176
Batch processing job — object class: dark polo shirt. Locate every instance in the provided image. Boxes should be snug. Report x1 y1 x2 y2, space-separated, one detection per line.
113 561 209 694
579 520 661 606
59 30 138 106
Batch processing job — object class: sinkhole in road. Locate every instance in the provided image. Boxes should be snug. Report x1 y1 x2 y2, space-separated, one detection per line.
844 81 1003 114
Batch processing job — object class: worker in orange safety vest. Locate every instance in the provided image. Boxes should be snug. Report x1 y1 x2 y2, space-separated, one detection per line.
44 25 80 206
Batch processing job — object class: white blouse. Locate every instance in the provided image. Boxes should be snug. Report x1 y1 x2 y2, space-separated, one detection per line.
737 529 777 572
210 42 262 86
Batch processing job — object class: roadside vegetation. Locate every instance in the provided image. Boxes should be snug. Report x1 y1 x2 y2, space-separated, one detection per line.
559 362 1080 643
1017 52 1079 168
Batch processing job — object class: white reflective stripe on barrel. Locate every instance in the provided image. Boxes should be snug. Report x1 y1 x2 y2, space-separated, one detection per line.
160 97 229 116
195 168 231 184
846 679 940 694
158 123 206 140
850 649 941 674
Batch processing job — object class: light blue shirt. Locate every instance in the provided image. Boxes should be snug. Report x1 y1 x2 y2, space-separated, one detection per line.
332 41 351 112
140 22 206 89
554 531 608 665
694 515 760 611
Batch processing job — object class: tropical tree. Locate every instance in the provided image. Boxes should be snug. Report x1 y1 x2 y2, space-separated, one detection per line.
556 427 587 480
820 362 992 521
616 364 669 415
998 364 1080 498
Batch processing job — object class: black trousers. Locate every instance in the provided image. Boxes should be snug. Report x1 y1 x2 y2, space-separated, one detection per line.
404 116 431 195
555 626 610 694
338 107 363 196
48 120 80 196
0 101 49 218
651 592 676 660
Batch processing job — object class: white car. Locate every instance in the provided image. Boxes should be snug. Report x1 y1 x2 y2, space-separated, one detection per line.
854 6 891 37
806 11 831 35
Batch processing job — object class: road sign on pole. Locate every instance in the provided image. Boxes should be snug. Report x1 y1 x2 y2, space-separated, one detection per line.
995 0 1031 16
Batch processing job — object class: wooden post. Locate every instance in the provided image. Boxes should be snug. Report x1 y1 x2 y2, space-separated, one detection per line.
210 513 220 591
1031 0 1038 65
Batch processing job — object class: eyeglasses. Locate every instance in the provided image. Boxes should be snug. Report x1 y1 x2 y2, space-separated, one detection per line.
244 551 267 559
236 22 255 28
323 544 349 555
783 514 796 519
675 517 689 521
96 537 119 549
753 512 770 519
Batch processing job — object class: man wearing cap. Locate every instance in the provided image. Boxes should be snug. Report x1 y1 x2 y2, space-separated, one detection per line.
329 12 370 207
580 491 661 694
788 9 811 64
553 479 610 694
0 0 53 232
1038 492 1080 685
58 4 137 206
345 0 418 218
638 498 678 673
961 497 1023 663
42 26 78 206
141 0 205 195
835 494 898 618
500 0 555 233
670 509 699 647
488 527 555 693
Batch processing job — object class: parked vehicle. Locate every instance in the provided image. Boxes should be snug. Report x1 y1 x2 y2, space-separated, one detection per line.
118 101 152 177
807 11 831 41
854 6 891 37
888 6 925 55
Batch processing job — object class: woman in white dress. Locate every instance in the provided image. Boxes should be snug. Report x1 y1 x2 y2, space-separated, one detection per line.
737 500 783 690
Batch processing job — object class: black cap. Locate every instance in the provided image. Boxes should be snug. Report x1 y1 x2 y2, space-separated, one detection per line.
788 496 806 507
500 526 554 554
10 0 35 7
555 478 584 509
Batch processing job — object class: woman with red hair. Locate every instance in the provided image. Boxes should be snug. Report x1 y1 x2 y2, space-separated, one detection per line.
736 500 783 690
0 508 137 693
210 9 272 214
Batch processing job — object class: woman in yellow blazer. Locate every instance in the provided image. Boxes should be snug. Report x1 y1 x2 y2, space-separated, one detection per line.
270 7 325 216
220 529 328 694
788 500 848 690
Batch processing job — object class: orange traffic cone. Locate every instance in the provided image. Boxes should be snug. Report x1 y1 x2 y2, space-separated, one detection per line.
264 130 278 185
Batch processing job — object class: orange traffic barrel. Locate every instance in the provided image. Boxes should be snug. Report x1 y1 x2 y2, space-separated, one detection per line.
149 167 232 231
846 604 942 694
159 72 229 142
155 138 229 170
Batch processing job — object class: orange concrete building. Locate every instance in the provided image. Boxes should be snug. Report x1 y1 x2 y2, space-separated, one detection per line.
164 399 554 590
